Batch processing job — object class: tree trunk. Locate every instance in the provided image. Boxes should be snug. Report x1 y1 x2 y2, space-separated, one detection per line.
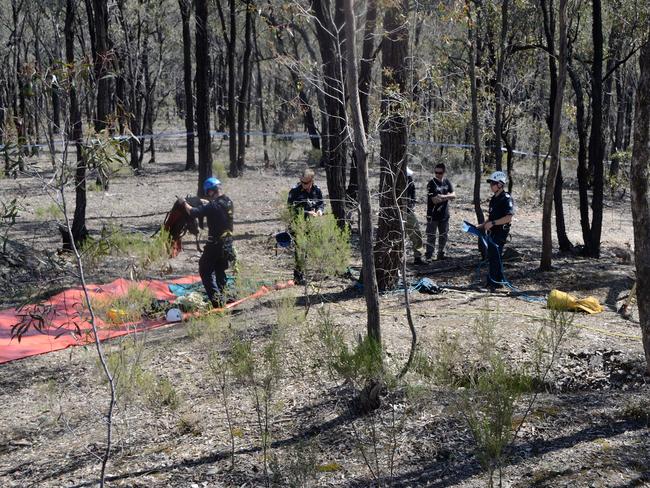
227 0 237 176
540 0 567 271
358 0 377 135
629 40 650 374
195 0 213 196
236 2 252 175
343 0 380 346
65 0 89 248
179 0 196 171
92 0 111 134
467 1 484 224
569 63 593 252
252 18 269 165
492 0 509 172
373 0 409 291
586 0 605 258
312 0 348 225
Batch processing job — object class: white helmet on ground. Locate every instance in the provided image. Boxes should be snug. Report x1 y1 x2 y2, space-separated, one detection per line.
487 171 507 185
166 308 183 322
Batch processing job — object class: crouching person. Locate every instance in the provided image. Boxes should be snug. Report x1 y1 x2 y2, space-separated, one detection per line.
182 177 235 308
287 168 325 285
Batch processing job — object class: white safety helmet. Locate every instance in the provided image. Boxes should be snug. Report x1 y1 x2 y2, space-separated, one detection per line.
487 171 507 185
165 308 183 323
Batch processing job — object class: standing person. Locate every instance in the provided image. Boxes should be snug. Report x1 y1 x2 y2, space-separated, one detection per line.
181 177 235 308
425 163 456 261
287 168 325 284
405 167 425 265
476 171 515 289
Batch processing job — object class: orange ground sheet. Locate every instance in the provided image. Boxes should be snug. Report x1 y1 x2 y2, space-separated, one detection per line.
0 276 292 364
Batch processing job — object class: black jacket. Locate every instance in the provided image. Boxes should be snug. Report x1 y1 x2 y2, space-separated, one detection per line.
287 184 325 215
190 195 234 241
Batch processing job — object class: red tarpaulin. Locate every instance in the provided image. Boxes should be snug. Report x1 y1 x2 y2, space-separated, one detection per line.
0 276 293 364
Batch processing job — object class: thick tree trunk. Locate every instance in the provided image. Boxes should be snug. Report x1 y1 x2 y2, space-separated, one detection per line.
629 40 650 374
373 0 409 291
312 0 348 224
343 0 380 346
236 3 252 175
65 0 89 248
195 0 213 195
92 0 111 133
179 0 196 171
540 0 567 270
586 0 605 258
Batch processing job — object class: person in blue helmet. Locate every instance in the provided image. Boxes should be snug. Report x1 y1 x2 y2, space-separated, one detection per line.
181 177 235 308
476 170 514 289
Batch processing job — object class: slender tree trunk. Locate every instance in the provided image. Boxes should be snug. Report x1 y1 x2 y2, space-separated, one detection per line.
540 0 567 270
586 0 605 258
252 18 269 165
227 0 237 176
343 0 380 345
195 0 213 195
358 0 377 135
630 39 650 374
236 2 252 175
65 0 89 249
467 1 484 224
180 0 196 170
492 0 509 172
373 0 409 290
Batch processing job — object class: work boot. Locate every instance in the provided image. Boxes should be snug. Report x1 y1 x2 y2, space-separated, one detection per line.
437 252 446 260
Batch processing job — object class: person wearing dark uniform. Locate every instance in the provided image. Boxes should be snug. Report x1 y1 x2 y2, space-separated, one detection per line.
405 167 425 265
287 168 324 285
476 171 515 289
426 163 456 261
182 177 235 308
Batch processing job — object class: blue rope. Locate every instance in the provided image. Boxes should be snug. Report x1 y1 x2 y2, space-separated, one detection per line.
463 221 546 303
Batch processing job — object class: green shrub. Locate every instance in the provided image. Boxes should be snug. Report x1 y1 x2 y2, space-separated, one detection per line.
212 160 229 181
292 212 350 282
93 284 156 325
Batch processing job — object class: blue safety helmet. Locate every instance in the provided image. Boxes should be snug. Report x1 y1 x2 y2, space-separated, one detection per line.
203 177 222 193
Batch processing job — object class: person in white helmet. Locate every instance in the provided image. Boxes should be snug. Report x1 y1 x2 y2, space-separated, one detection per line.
476 171 514 289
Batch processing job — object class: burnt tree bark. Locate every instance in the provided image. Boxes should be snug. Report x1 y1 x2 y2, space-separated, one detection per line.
65 0 89 248
630 39 650 374
236 1 252 175
373 0 409 291
179 0 196 170
195 0 213 196
312 0 347 224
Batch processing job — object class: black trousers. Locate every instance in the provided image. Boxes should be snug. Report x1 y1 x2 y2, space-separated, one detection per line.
479 230 508 287
199 242 228 307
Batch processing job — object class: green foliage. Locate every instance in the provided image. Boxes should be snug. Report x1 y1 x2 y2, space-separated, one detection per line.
100 336 148 404
277 189 293 227
275 295 306 330
269 442 319 487
292 212 350 282
186 313 229 343
619 399 650 425
93 284 156 325
212 160 229 181
147 376 181 411
34 203 64 221
333 335 383 386
0 198 21 253
414 328 464 386
80 225 171 272
81 133 129 182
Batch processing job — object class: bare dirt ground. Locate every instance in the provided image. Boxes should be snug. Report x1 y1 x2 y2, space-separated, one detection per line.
1 141 648 487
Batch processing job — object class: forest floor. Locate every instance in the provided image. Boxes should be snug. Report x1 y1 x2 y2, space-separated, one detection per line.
1 141 649 487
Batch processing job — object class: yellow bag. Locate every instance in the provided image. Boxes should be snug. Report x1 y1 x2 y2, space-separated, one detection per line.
547 289 603 314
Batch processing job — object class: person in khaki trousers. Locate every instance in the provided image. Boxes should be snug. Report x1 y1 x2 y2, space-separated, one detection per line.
405 167 425 265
